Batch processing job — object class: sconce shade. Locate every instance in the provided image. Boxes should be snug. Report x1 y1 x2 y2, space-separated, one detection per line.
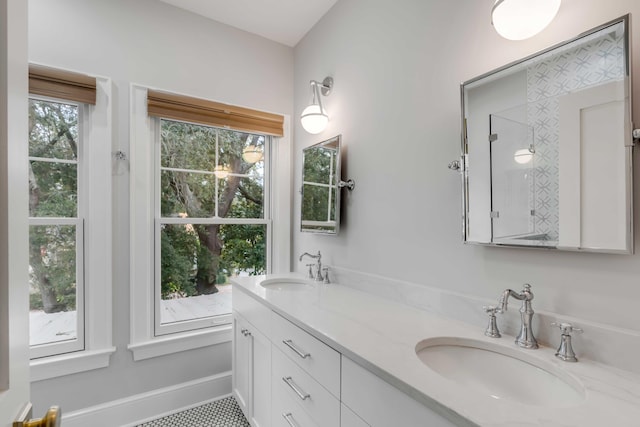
301 104 329 134
301 77 333 134
242 145 263 163
514 148 534 164
492 0 561 40
213 165 230 179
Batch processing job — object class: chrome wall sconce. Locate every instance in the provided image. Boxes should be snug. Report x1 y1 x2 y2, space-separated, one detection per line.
492 0 561 40
301 77 333 134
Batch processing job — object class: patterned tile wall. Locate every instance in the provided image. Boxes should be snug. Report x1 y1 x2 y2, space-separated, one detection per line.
526 28 625 241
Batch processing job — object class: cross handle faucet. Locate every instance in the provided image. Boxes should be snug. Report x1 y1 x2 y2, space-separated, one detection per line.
299 251 324 282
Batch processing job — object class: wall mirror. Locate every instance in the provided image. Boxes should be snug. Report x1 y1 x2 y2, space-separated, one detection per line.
459 15 635 253
301 135 353 234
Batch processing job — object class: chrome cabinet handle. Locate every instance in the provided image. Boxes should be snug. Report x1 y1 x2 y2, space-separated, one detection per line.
241 329 251 337
282 376 310 400
282 412 298 427
282 339 310 359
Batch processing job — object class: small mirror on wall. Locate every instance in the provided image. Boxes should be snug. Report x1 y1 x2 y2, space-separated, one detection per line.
301 135 353 235
459 15 635 253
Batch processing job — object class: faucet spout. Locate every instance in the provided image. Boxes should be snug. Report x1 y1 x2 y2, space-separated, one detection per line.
497 284 538 349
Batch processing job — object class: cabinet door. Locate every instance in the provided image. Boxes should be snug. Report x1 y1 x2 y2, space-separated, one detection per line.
342 357 458 427
233 313 251 418
341 404 369 427
250 325 272 427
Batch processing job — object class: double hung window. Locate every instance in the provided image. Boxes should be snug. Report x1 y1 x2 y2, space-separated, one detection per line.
28 96 85 358
129 85 288 359
27 65 113 379
156 119 270 335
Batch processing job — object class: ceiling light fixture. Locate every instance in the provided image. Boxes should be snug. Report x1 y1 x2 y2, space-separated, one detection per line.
492 0 561 40
301 77 333 134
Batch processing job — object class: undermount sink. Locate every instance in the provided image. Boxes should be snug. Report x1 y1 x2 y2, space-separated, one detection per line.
260 277 315 291
415 337 585 407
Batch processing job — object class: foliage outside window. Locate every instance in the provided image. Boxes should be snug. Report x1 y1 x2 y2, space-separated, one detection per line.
301 145 337 231
28 98 84 357
156 119 269 334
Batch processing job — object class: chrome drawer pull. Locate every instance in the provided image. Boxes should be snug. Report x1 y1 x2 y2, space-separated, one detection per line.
282 376 310 400
282 412 299 427
283 339 310 359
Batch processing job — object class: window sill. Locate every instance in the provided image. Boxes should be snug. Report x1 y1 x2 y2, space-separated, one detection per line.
30 347 116 382
128 325 232 361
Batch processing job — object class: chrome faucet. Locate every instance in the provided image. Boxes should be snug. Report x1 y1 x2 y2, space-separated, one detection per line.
299 251 324 282
497 283 538 349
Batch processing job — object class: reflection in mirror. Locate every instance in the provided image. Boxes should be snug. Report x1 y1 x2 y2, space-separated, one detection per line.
461 16 634 253
301 135 341 234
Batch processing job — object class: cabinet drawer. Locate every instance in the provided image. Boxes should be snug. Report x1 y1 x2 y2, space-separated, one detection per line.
272 347 340 427
272 378 321 427
271 312 340 397
233 287 271 336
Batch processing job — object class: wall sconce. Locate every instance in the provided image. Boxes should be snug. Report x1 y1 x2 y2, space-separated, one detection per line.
300 77 333 134
492 0 561 40
514 145 535 164
213 165 230 179
242 145 263 163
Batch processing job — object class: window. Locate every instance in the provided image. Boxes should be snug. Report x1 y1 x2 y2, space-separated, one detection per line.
129 85 291 360
155 119 270 335
28 65 114 380
28 97 85 358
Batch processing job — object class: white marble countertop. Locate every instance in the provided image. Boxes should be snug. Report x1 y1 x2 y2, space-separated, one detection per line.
232 274 640 427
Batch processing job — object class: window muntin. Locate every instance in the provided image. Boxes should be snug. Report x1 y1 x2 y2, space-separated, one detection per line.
28 97 85 358
155 119 269 335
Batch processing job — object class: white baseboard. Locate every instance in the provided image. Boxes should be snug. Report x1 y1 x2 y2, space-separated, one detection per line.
62 371 232 427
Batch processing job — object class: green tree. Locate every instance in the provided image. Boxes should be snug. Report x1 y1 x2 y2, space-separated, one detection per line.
28 99 79 313
159 121 266 298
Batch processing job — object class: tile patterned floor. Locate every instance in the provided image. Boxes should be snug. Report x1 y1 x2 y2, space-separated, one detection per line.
136 396 250 427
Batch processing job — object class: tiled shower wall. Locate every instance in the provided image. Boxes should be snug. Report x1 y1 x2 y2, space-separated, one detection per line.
526 27 625 240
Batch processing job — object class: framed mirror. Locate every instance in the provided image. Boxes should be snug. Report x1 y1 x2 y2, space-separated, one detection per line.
460 15 634 253
301 135 346 234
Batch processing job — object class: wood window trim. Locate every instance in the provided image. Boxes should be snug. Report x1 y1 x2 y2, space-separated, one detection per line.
147 89 284 137
29 64 96 105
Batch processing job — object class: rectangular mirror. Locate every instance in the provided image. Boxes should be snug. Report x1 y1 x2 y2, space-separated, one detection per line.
460 15 634 253
301 135 342 234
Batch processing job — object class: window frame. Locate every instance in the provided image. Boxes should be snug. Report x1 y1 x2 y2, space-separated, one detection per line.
129 84 291 361
152 119 272 336
28 71 114 382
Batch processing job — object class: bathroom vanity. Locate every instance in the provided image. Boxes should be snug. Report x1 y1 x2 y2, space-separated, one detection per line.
231 275 640 427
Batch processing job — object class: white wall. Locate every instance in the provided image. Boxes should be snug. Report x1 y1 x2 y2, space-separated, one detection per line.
28 0 293 415
293 0 640 343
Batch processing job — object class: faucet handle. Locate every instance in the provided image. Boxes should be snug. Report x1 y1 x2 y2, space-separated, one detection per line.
483 305 499 315
483 305 501 338
322 267 330 284
551 322 583 335
306 264 315 279
551 322 582 362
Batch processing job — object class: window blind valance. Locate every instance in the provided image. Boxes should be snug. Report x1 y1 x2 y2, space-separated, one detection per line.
29 64 97 105
147 89 284 137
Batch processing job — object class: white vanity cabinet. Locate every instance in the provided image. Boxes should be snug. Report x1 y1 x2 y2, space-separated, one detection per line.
233 286 461 427
233 291 273 427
